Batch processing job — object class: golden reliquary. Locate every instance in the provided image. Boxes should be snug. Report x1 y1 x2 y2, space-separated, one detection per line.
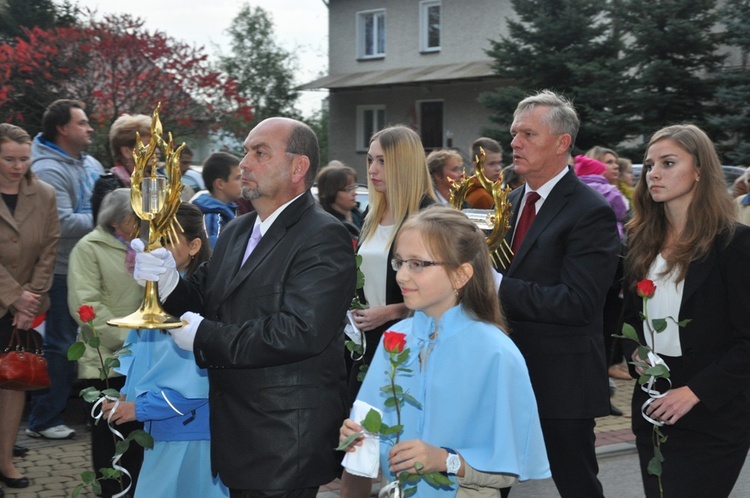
107 103 186 329
447 147 514 269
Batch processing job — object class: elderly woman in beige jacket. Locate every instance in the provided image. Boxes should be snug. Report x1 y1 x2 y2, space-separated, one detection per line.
67 188 143 497
0 124 59 493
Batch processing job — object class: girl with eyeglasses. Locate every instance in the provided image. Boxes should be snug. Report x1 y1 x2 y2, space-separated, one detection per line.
339 206 550 497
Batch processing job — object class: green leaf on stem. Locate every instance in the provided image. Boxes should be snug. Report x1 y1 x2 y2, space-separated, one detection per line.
414 462 424 472
620 323 639 342
397 349 410 364
638 374 650 385
115 439 130 456
397 367 413 374
651 318 667 333
637 345 651 360
381 384 403 394
81 471 96 484
72 483 84 498
381 423 403 435
101 388 120 399
99 467 121 479
424 471 454 487
88 336 101 349
91 480 102 495
361 409 382 433
647 456 662 476
67 341 86 361
400 472 421 484
79 386 101 403
644 364 670 377
130 429 154 449
384 396 397 408
676 319 692 327
336 432 363 451
401 393 422 408
404 487 418 497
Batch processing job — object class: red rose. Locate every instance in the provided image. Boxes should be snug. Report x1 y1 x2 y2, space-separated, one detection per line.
78 305 96 323
383 331 407 354
636 279 656 298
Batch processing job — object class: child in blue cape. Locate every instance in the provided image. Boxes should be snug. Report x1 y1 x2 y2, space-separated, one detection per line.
104 204 227 498
339 206 550 497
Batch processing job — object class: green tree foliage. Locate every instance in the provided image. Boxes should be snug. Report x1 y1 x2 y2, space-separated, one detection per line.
220 3 300 129
616 0 724 157
479 0 633 154
709 0 750 165
0 0 77 42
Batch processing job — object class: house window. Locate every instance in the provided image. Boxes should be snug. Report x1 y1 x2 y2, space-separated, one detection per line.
357 105 385 151
358 10 386 59
420 1 440 52
418 100 443 150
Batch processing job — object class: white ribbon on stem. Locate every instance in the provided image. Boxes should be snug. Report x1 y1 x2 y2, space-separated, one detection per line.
91 396 133 498
640 351 672 427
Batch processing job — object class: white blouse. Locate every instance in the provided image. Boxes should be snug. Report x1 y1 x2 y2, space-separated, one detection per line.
359 224 394 308
644 254 684 357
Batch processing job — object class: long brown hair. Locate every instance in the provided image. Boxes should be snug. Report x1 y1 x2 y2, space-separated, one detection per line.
397 206 507 331
625 124 735 284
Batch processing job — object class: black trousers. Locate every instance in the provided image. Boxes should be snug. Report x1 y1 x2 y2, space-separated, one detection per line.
501 418 604 498
86 376 144 498
230 487 318 498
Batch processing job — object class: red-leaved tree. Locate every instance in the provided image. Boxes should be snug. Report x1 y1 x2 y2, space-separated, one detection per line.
0 13 253 164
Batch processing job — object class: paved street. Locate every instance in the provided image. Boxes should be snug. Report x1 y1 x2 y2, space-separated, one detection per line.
6 379 749 497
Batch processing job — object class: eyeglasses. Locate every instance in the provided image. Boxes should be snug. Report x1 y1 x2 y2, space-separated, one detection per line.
340 185 358 193
391 258 446 273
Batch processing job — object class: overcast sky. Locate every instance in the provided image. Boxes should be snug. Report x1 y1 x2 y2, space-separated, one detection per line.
74 0 330 115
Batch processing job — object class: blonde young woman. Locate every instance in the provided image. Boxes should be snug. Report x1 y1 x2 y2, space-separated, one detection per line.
348 125 437 401
622 124 750 498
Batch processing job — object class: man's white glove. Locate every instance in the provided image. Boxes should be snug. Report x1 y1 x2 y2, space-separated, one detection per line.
131 239 179 300
169 312 204 352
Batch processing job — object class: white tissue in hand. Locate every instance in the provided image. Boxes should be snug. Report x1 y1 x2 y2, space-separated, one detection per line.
342 400 382 478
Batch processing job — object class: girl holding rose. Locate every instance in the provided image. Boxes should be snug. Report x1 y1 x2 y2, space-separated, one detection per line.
340 206 550 497
622 124 750 498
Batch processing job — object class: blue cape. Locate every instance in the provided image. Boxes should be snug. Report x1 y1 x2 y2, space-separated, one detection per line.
120 329 209 400
354 305 550 496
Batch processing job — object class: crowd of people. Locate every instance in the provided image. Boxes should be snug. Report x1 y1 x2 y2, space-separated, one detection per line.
0 89 747 498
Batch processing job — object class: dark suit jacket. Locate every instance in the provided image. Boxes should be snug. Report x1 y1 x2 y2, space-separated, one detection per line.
622 224 750 441
165 191 356 490
499 169 620 419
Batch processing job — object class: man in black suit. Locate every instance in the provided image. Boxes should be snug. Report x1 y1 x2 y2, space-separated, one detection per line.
498 91 620 497
136 117 355 498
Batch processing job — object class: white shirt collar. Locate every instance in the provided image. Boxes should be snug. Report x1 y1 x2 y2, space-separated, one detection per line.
521 165 569 204
253 192 305 236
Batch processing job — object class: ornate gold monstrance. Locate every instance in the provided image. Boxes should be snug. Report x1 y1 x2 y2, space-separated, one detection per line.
448 147 514 269
107 103 186 329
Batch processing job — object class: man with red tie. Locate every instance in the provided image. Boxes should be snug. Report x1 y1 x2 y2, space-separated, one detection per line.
497 91 620 498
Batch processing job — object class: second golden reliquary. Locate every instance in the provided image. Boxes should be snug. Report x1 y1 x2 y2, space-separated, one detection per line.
448 147 514 269
107 103 186 329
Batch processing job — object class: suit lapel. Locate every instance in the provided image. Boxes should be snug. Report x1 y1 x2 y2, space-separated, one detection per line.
681 240 717 307
0 181 35 232
507 170 576 274
220 192 313 300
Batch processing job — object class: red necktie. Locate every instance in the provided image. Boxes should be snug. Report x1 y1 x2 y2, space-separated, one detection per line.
511 191 541 255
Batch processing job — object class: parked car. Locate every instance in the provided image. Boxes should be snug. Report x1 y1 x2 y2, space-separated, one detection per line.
632 164 746 192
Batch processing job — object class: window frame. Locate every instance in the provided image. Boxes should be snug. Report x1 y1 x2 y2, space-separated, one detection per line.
356 105 386 151
420 0 441 53
357 9 386 60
